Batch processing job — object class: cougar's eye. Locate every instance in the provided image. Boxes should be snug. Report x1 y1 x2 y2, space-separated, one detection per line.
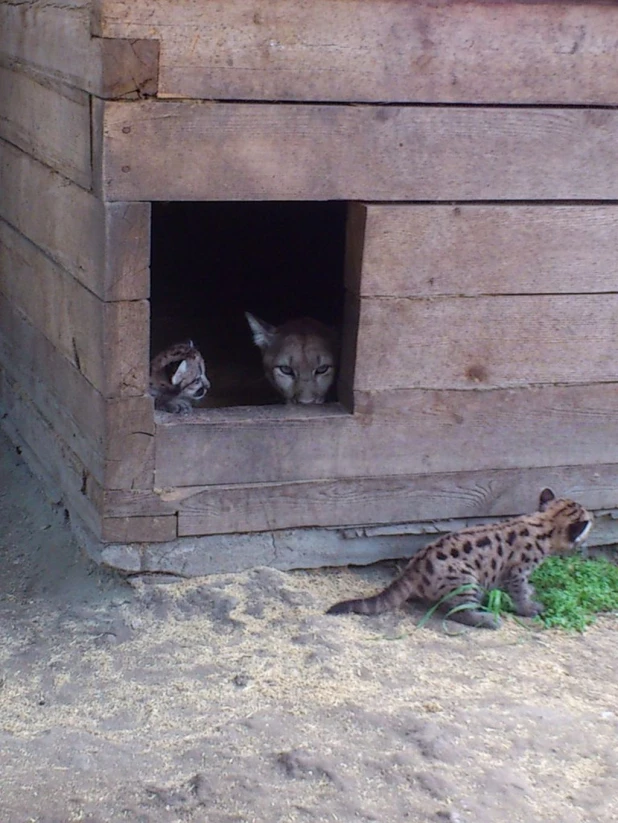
314 364 332 375
277 365 294 376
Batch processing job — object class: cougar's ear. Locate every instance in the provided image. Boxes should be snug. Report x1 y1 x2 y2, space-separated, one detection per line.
245 312 277 350
171 359 190 385
539 488 556 511
568 520 591 544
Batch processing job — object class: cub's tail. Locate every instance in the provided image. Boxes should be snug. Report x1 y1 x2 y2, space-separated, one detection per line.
326 574 416 616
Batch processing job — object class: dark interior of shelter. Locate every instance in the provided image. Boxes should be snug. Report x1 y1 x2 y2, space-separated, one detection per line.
150 201 348 408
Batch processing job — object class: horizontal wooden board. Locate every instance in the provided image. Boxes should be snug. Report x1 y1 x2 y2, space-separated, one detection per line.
0 64 91 188
354 294 618 391
172 465 618 535
0 218 149 396
0 140 150 300
101 102 618 202
101 515 176 543
154 384 618 487
348 204 618 297
95 0 618 104
106 463 618 534
0 367 102 538
0 0 158 97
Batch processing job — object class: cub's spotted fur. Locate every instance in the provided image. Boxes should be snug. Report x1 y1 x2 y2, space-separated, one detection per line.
149 341 210 414
245 313 338 405
327 489 593 629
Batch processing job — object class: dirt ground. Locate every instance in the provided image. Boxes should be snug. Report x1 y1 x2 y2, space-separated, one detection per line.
1 428 618 823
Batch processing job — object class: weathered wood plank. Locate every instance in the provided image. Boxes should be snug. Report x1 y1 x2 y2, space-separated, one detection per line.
354 294 618 392
154 384 618 487
0 140 150 300
106 463 618 529
0 367 102 538
348 204 618 298
102 102 618 202
0 64 91 188
0 291 105 481
104 396 155 490
0 0 158 97
94 0 618 104
101 515 176 543
0 218 149 396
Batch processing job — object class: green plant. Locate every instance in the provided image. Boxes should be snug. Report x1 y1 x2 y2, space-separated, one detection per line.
531 555 618 632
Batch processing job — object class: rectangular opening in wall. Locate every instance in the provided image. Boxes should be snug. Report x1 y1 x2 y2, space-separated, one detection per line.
150 201 352 411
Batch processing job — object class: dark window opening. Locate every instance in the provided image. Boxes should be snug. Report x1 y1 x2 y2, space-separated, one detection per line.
150 201 349 409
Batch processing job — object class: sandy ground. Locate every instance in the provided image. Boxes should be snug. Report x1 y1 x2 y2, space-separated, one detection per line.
1 427 618 823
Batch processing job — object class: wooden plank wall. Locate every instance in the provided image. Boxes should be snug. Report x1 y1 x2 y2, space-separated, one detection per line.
0 0 160 541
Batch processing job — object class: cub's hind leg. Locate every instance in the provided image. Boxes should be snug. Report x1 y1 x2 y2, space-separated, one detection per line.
434 579 500 630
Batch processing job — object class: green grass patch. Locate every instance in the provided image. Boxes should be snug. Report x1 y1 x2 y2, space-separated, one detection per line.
531 555 618 632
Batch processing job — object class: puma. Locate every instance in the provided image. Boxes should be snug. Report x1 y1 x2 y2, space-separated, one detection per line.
245 313 338 405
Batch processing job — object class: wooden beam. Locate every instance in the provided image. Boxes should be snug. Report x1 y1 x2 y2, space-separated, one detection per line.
154 384 618 487
0 0 158 97
0 218 149 397
104 396 155 490
347 203 618 297
0 64 91 188
0 140 150 301
101 102 618 202
353 294 618 392
101 464 618 536
94 0 618 104
101 515 176 543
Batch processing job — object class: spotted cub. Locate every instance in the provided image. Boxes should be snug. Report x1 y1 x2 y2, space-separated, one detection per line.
149 341 210 413
327 489 593 629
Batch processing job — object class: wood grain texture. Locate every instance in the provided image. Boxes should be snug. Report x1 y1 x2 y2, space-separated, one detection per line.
0 291 106 481
94 0 618 104
154 384 618 487
173 465 618 536
0 140 149 300
348 204 618 297
101 515 176 543
354 294 618 391
102 102 618 202
0 0 158 97
104 396 155 490
0 64 91 188
105 463 618 533
0 367 102 538
0 218 149 397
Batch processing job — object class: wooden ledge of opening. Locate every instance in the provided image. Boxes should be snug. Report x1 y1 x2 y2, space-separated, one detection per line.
155 404 352 427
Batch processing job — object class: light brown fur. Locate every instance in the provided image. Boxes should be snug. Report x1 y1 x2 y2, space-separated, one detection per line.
327 489 593 629
246 314 338 405
149 341 210 414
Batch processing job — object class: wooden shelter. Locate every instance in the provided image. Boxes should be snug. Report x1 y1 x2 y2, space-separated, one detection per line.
1 0 617 574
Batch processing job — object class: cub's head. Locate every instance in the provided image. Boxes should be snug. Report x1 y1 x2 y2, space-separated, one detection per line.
537 488 594 554
168 351 210 401
246 313 338 405
151 341 211 402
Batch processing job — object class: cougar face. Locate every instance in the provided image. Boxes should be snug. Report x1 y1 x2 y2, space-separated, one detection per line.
245 313 338 405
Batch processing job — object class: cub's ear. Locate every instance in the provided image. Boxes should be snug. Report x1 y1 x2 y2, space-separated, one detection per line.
539 488 556 511
245 312 277 350
171 359 190 385
568 520 591 544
